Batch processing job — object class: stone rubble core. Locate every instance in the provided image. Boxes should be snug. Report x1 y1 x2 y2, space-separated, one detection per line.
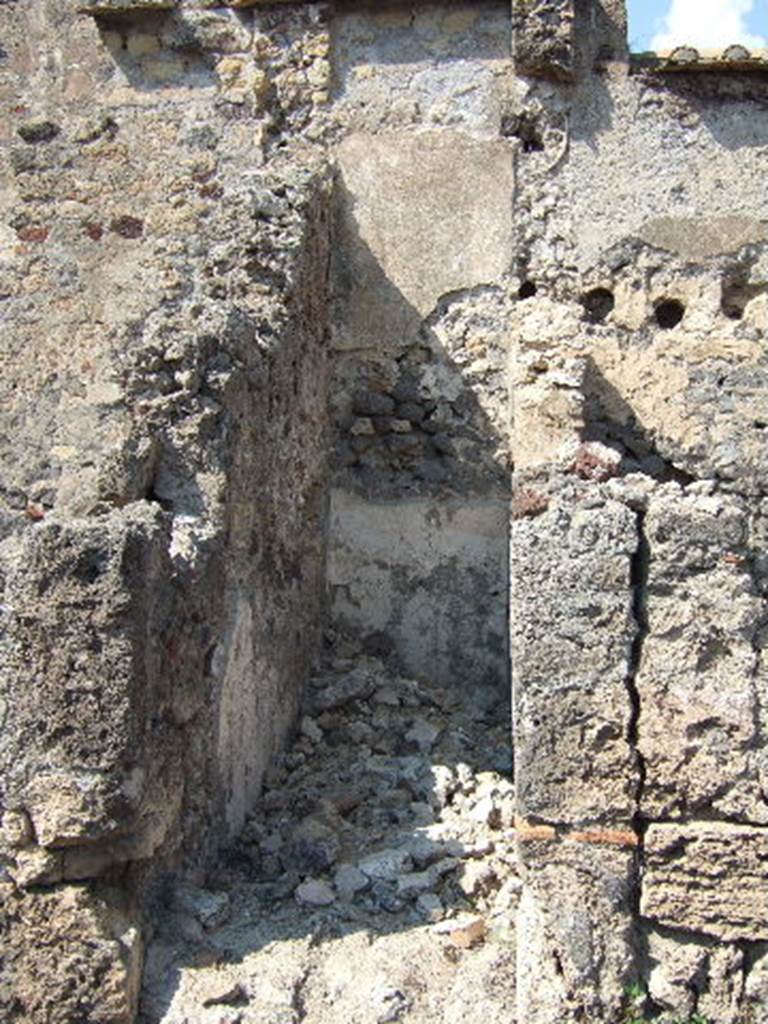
1 0 768 1022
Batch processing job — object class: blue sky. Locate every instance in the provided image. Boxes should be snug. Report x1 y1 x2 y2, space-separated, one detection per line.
627 0 670 49
628 0 767 51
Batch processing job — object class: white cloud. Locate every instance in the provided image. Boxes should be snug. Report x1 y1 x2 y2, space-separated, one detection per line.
651 0 766 51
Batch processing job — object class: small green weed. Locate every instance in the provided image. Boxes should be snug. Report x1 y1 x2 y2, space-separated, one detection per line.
621 984 710 1024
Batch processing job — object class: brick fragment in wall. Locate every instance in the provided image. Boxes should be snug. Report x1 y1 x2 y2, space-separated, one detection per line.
511 498 639 826
641 823 768 941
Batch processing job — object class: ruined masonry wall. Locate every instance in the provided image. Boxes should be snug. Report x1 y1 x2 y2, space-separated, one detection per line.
327 0 514 689
0 3 331 1020
0 1 767 1023
511 2 768 1021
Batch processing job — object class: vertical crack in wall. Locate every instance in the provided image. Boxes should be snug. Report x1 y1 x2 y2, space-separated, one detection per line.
291 965 312 1023
627 508 650 906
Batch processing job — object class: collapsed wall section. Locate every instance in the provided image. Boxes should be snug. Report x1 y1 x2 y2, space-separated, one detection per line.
0 3 331 1020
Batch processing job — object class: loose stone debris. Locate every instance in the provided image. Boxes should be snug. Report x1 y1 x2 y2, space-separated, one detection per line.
140 650 517 1024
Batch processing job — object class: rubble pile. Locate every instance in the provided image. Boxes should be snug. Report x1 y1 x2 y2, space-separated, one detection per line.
141 650 518 1024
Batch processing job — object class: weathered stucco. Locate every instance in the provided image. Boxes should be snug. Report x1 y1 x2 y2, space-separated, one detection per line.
328 490 509 686
333 131 514 350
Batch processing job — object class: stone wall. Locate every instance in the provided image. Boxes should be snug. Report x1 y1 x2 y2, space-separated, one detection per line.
0 3 331 1019
1 1 767 1022
327 0 768 1018
510 3 768 1019
327 0 513 688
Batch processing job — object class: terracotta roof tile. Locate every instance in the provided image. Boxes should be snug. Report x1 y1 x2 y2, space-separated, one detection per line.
634 45 768 70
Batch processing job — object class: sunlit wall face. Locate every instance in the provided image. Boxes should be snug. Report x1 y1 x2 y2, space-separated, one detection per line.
627 0 767 52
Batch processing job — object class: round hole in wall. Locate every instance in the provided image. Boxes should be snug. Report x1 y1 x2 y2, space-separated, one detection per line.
721 280 759 321
518 280 537 300
581 287 615 324
654 298 685 329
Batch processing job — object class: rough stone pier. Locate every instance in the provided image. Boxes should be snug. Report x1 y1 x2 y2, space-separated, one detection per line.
1 1 767 1022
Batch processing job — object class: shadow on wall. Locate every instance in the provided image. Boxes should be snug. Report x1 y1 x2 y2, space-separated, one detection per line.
554 1 621 151
581 357 695 483
326 163 513 692
330 179 511 498
94 11 221 92
645 70 768 151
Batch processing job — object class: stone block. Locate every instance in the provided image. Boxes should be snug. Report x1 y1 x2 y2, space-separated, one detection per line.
0 505 182 872
646 928 747 1024
516 841 636 1023
745 948 768 1015
638 215 768 261
24 771 121 848
641 823 768 941
0 883 142 1024
637 493 768 823
511 499 639 826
